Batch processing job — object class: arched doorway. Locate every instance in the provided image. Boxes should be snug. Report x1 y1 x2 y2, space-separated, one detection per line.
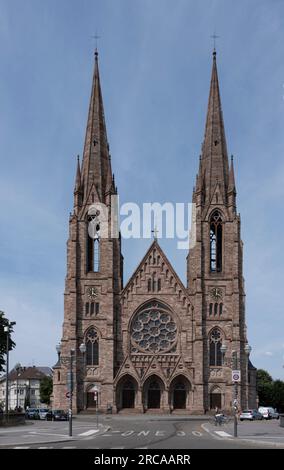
148 380 161 408
173 382 186 409
169 375 191 410
209 387 222 410
122 379 135 409
143 375 165 410
86 385 96 409
116 375 138 411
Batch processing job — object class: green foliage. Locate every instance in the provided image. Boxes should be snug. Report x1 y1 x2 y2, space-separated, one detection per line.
0 311 16 373
257 369 284 412
40 376 53 405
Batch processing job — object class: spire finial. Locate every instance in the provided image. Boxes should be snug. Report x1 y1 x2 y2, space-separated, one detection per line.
210 32 220 55
91 32 101 57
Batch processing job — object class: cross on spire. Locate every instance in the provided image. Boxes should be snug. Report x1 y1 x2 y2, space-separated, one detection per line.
91 33 101 54
210 32 220 53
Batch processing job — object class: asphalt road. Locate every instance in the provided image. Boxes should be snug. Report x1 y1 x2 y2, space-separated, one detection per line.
1 415 283 449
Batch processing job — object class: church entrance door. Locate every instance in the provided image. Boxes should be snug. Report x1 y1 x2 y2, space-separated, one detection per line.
173 383 186 409
147 380 161 408
210 392 222 410
122 380 135 408
86 392 96 408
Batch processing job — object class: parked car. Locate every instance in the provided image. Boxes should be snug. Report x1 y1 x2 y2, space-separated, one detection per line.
25 408 40 420
258 406 279 420
46 409 69 421
239 409 263 421
38 408 49 420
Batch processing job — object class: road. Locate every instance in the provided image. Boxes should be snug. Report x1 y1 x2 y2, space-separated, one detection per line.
0 415 283 449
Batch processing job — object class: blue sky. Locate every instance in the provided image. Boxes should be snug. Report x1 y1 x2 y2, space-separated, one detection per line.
0 0 284 380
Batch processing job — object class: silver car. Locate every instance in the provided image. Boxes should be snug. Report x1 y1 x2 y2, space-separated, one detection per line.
38 408 49 420
240 409 263 421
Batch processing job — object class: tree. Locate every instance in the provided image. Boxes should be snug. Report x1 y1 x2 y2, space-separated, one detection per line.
40 376 53 405
271 380 284 413
257 369 274 406
0 311 16 373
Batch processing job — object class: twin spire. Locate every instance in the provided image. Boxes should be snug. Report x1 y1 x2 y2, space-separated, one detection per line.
197 51 235 204
74 49 235 210
74 50 115 208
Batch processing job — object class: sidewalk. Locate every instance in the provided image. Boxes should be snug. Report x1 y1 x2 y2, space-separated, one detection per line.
202 419 284 448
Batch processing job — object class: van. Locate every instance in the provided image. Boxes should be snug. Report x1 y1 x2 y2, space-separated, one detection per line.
258 407 272 419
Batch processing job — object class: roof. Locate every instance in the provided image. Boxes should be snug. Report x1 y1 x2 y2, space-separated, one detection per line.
0 366 52 382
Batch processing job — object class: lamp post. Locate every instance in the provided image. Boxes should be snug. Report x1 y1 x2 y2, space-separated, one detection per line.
15 364 23 410
3 321 16 422
79 343 86 411
68 348 75 437
244 343 252 408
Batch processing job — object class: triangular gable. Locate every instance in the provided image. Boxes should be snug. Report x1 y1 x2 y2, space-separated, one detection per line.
121 240 190 301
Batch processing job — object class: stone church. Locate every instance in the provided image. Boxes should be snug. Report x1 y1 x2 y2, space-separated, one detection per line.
52 49 257 414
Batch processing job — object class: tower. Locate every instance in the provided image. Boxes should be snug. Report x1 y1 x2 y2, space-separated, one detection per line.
53 51 123 412
187 51 256 412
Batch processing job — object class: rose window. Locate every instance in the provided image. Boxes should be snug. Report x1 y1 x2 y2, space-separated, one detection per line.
131 301 178 353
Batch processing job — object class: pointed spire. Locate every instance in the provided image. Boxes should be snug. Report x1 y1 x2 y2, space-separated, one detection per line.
81 50 112 202
199 51 229 202
228 155 236 193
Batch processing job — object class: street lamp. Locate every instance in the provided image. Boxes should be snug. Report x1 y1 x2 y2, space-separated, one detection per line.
68 348 75 437
15 364 23 411
79 343 86 411
244 343 252 408
3 321 16 422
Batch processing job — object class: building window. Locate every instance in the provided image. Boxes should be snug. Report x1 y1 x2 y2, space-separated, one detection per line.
148 279 151 292
209 303 213 315
90 302 95 315
87 213 100 272
95 303 99 315
86 328 99 366
158 279 161 291
31 389 35 396
210 211 223 272
93 239 100 272
209 328 223 366
219 303 223 315
152 273 156 291
214 303 218 315
85 302 89 315
57 371 60 381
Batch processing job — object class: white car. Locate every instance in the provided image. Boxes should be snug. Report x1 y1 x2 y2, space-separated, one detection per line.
38 408 49 420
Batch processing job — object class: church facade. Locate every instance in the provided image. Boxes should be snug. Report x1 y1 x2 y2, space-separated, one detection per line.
52 50 257 414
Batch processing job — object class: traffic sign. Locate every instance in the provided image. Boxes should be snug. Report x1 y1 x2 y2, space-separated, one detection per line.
232 370 241 382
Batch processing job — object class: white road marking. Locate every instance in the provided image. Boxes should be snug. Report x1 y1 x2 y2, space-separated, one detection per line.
111 446 125 449
215 431 232 437
62 446 77 449
101 434 113 437
121 430 135 437
78 429 100 437
38 447 53 449
14 447 30 449
137 430 150 436
192 431 202 437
